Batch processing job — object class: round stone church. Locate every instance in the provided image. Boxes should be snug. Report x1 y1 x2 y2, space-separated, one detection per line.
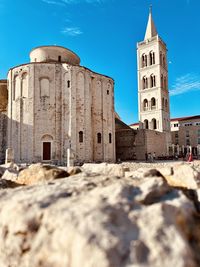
7 45 115 164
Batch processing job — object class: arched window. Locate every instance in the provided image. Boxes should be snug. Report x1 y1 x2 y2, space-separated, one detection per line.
14 75 21 100
97 133 101 144
40 77 50 97
151 97 156 109
165 99 168 111
160 52 162 65
141 54 147 67
22 73 28 98
149 51 155 65
144 119 149 129
150 74 156 87
152 118 157 130
162 98 165 109
143 99 148 111
67 80 70 88
161 74 164 88
164 77 167 90
143 76 148 89
163 55 166 68
79 131 83 143
109 133 112 144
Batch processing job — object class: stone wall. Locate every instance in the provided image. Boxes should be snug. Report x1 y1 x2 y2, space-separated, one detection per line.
7 62 115 164
135 129 168 160
115 118 136 161
0 80 8 163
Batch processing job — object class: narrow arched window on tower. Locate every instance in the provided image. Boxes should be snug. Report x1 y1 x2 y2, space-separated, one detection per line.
141 54 148 68
143 76 148 89
58 56 61 62
161 74 164 88
163 55 166 68
97 133 102 144
67 80 70 88
164 77 167 90
162 98 165 109
144 119 149 129
150 74 156 87
143 99 148 111
109 133 112 144
152 118 157 130
151 97 156 109
165 99 168 111
150 51 155 65
79 131 83 143
160 52 162 65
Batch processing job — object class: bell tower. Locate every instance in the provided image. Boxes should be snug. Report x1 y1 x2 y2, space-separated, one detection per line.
137 7 170 134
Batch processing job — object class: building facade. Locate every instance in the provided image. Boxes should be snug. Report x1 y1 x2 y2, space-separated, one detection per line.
171 115 200 157
6 45 116 164
137 8 171 135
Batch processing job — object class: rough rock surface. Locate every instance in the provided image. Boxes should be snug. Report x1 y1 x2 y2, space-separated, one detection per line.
16 163 69 185
0 161 200 267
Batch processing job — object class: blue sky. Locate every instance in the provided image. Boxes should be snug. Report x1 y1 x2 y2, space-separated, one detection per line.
0 0 200 124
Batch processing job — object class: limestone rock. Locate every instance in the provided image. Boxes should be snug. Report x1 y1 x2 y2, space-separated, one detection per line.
1 169 18 182
165 164 200 189
0 171 199 267
17 163 69 185
134 176 172 205
82 163 125 177
68 166 82 176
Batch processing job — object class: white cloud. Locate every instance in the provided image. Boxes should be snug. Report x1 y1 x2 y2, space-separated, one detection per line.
42 0 106 5
42 0 66 5
61 27 83 36
170 73 200 96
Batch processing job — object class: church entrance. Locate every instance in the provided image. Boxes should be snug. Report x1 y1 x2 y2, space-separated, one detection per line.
43 142 51 161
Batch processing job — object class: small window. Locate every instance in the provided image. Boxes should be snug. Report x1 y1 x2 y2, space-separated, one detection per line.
186 138 190 146
97 133 101 144
109 133 112 143
107 90 109 95
67 80 70 88
79 131 83 143
58 56 61 62
150 74 156 87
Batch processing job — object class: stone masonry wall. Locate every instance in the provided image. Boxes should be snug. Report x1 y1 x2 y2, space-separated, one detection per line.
0 80 8 163
135 129 168 160
7 63 115 164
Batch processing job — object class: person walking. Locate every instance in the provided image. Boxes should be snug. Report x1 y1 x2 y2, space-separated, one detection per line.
188 152 193 162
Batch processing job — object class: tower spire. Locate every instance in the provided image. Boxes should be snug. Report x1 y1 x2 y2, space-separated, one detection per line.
144 5 157 40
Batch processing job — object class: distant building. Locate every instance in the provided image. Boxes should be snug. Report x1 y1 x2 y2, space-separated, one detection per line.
130 115 200 158
170 115 200 157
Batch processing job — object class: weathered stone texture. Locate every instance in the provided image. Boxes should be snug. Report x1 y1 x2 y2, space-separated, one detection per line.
0 162 200 267
7 46 115 164
135 129 168 160
0 80 8 163
115 118 136 161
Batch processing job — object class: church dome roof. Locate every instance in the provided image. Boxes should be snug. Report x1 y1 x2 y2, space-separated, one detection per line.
30 45 80 65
